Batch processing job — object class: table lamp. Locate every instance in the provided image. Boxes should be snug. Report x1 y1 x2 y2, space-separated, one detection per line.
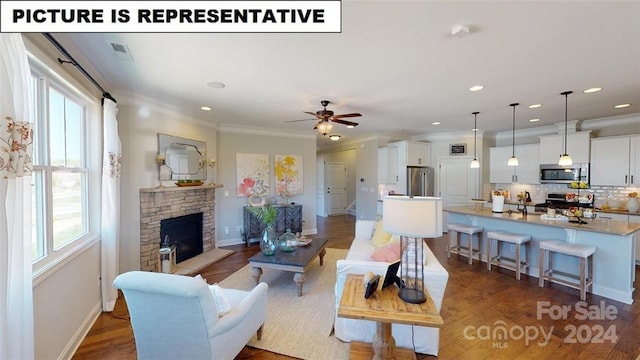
383 196 443 304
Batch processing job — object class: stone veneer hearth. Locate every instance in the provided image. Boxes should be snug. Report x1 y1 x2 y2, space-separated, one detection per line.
139 184 222 272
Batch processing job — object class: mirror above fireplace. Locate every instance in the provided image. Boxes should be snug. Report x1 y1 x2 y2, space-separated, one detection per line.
157 133 207 181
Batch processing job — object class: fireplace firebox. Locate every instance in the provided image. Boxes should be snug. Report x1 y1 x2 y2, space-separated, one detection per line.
160 212 204 263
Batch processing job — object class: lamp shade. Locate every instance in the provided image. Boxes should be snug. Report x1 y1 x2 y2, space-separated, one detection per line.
382 196 443 237
470 159 480 168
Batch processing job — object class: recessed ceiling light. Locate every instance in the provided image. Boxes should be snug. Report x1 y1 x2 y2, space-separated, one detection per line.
614 103 631 108
529 104 542 109
200 106 212 111
583 87 602 93
469 85 484 92
432 122 441 125
206 81 226 89
346 125 355 128
529 118 540 122
329 135 341 141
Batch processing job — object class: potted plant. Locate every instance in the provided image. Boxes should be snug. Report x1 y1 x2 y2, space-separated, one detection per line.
248 205 278 255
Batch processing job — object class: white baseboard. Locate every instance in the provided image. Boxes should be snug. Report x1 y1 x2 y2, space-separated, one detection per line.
58 301 102 360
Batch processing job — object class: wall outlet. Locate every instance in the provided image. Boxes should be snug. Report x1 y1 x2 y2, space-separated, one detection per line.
302 218 306 224
224 226 229 235
236 225 242 232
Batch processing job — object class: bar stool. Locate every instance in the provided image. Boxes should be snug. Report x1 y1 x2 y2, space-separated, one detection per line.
447 223 484 265
486 231 531 280
538 240 595 301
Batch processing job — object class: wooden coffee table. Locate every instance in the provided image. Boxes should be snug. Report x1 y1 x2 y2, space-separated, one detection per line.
248 237 327 296
338 274 444 360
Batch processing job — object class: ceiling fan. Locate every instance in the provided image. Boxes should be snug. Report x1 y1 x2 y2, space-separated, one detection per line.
286 100 362 135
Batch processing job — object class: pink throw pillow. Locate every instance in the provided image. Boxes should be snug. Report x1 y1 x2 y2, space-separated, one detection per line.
368 239 401 262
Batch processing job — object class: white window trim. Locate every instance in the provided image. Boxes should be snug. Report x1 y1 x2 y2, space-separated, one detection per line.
27 52 102 282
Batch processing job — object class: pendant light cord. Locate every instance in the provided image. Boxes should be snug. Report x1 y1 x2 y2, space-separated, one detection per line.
561 91 573 155
473 113 477 157
510 103 519 156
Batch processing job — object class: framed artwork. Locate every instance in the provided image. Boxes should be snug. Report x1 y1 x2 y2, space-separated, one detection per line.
236 153 270 197
449 143 467 155
275 154 303 196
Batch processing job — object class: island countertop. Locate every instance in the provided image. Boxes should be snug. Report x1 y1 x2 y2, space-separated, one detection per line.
445 206 640 237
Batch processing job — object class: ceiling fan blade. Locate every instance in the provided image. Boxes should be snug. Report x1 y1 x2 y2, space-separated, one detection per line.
332 119 359 127
332 113 362 119
303 111 319 116
284 118 316 123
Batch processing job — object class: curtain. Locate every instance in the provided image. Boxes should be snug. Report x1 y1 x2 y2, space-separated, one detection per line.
0 33 35 360
101 98 122 312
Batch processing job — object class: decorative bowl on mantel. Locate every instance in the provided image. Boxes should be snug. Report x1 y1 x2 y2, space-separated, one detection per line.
175 181 204 187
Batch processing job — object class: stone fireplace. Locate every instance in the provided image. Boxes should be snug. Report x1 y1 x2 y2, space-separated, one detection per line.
139 185 221 272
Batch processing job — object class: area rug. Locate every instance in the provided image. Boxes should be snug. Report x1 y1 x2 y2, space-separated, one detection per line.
219 248 350 360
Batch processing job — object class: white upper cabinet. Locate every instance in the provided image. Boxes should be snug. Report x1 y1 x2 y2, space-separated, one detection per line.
378 146 398 184
391 140 431 167
591 135 639 186
539 131 591 164
490 144 540 184
406 141 431 166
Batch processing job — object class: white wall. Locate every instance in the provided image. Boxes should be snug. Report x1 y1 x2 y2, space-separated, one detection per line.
117 93 218 272
215 128 317 245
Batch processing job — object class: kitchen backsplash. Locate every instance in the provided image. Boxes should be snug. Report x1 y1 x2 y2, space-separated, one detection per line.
487 183 640 209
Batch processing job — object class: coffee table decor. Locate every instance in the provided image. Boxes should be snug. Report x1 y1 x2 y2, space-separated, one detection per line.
278 228 297 252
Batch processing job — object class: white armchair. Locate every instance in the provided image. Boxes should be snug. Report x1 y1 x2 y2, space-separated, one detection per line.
113 271 268 360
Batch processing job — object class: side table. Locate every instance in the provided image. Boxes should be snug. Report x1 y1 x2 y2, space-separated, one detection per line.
337 274 444 359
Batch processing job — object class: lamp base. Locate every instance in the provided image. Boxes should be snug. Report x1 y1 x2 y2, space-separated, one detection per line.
398 288 427 304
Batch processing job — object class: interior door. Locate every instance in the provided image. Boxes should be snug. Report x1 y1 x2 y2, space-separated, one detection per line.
325 162 347 215
439 157 477 227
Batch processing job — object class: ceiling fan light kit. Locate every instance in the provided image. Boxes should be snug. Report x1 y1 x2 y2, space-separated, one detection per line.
287 100 362 135
558 91 574 167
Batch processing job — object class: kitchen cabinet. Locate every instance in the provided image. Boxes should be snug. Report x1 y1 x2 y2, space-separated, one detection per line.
489 144 540 184
390 140 431 167
539 131 591 164
591 135 640 186
378 146 398 184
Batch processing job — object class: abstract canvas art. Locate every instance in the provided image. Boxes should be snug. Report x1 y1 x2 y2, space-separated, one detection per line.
275 154 303 196
236 153 269 197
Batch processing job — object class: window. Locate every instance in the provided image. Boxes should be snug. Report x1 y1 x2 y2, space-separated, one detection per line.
29 55 99 269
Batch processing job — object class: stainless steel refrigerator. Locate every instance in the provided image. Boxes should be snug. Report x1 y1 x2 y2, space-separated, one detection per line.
407 166 434 197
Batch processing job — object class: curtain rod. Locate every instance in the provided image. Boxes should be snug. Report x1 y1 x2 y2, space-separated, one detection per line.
42 33 116 104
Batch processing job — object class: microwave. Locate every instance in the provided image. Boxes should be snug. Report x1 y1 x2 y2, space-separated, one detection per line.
539 163 590 184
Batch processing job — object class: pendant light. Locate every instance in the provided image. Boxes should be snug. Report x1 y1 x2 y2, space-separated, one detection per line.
558 91 574 166
507 103 519 166
470 112 480 168
316 121 333 136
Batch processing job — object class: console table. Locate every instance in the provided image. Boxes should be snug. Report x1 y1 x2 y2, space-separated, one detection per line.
242 204 302 246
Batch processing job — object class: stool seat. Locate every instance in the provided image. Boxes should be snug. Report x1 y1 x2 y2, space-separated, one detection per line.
486 231 531 245
448 223 483 235
539 240 595 301
447 223 484 265
539 240 595 258
486 231 530 280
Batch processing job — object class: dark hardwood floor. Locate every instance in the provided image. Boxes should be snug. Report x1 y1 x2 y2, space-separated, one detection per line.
73 215 640 359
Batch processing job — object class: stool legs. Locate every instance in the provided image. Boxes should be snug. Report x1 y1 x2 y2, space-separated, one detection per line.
448 231 482 264
515 243 521 280
487 237 492 271
538 249 545 287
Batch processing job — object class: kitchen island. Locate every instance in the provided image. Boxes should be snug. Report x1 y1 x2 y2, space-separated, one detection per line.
445 206 640 304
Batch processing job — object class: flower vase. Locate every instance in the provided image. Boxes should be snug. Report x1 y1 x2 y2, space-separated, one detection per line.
260 225 277 256
627 197 640 213
279 228 296 252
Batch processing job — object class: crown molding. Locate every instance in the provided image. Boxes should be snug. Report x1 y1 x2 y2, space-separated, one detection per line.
113 90 217 129
218 123 315 139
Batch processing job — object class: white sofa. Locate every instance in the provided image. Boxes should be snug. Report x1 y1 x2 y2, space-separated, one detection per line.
334 220 449 356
